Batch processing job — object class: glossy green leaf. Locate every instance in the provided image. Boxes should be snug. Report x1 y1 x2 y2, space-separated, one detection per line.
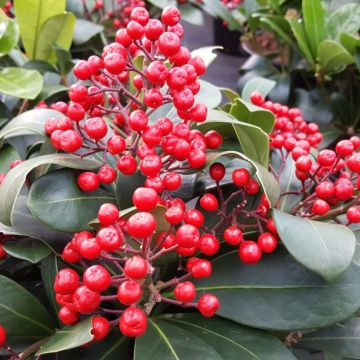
242 77 276 103
268 73 291 104
0 11 19 56
116 172 146 210
0 154 101 226
28 169 115 232
0 144 19 172
14 0 66 59
318 40 354 74
173 315 296 359
179 4 204 26
0 275 54 341
3 238 52 263
230 98 275 134
41 254 60 317
195 80 222 110
0 67 43 99
302 0 325 58
273 209 356 281
191 46 222 67
35 12 76 64
36 317 93 355
195 246 360 330
35 84 68 102
73 19 103 45
327 3 360 41
23 60 58 73
299 318 360 358
340 32 360 55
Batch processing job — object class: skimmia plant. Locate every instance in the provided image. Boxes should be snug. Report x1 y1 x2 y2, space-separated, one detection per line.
0 4 360 360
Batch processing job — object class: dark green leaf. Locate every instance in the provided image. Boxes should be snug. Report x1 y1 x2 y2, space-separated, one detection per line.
0 274 54 343
54 45 74 76
0 154 101 225
3 238 52 263
36 317 93 355
73 19 103 45
156 314 296 360
179 4 204 26
28 169 115 232
242 77 276 103
268 73 291 104
273 209 356 281
23 60 58 73
0 67 43 99
116 172 145 210
194 246 360 330
0 143 19 173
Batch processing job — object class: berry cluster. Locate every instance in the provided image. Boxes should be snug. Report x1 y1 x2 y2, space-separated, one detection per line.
44 5 221 193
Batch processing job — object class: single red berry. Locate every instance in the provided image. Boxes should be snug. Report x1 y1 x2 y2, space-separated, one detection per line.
238 241 262 264
156 232 177 249
334 180 354 201
119 307 147 337
77 172 100 192
126 20 144 40
347 207 360 223
246 178 260 195
79 238 101 260
146 60 169 86
59 130 82 152
0 243 7 258
173 88 194 111
127 212 156 238
117 280 142 305
129 110 148 132
188 148 206 168
250 91 264 106
144 19 163 40
142 127 163 147
84 117 108 140
145 176 164 193
183 209 204 228
124 256 148 280
176 224 200 248
315 181 334 199
223 225 243 246
73 60 92 80
209 162 225 182
232 168 250 187
140 155 162 177
117 155 137 175
98 164 117 184
62 243 81 263
199 193 218 212
346 154 360 173
67 103 85 121
96 227 123 252
198 294 220 317
132 187 158 211
174 281 196 303
165 205 184 225
199 234 220 256
191 259 212 278
312 199 330 215
58 306 79 325
266 218 278 236
92 316 110 341
257 232 277 253
317 150 337 167
0 325 6 347
73 285 100 314
54 268 80 295
98 203 119 226
336 140 354 157
163 171 182 191
205 130 223 149
295 155 312 172
83 265 111 292
161 6 181 26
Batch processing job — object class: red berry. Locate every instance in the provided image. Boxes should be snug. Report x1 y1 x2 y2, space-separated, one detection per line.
199 234 220 256
223 225 243 245
117 155 137 175
96 227 123 252
73 60 92 80
140 155 162 177
209 162 225 182
54 268 80 295
176 224 200 248
130 7 149 26
119 307 147 337
238 241 262 264
144 19 163 40
246 179 260 195
315 181 334 199
232 168 250 187
84 117 108 140
161 6 181 26
250 91 264 106
98 164 117 184
0 325 6 347
295 155 312 172
62 243 81 263
347 207 360 223
336 140 354 157
346 154 360 173
312 199 330 215
191 259 212 278
83 265 111 292
98 203 119 225
156 232 177 249
165 205 184 225
146 61 169 86
0 243 7 258
205 130 223 149
317 150 337 167
132 187 158 211
92 316 110 341
334 180 354 201
188 148 206 168
59 306 79 325
184 209 204 227
127 212 156 238
77 172 100 192
173 88 194 111
174 281 196 303
79 238 101 260
198 294 219 317
124 256 148 280
199 193 218 211
59 130 82 152
127 20 144 40
73 285 100 314
257 232 277 253
117 280 142 305
163 171 182 191
129 110 148 132
67 103 85 121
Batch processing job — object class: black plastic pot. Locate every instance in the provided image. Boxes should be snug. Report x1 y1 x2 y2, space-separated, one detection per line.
213 18 243 56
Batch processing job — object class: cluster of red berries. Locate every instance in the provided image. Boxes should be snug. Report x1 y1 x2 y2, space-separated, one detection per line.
44 5 222 193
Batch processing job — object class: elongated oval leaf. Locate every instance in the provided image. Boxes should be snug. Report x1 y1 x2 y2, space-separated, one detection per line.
195 246 360 330
28 169 116 232
0 67 43 99
36 317 93 355
3 238 52 263
0 154 101 225
242 77 276 104
273 209 356 281
0 109 64 141
0 275 55 341
73 19 103 45
158 314 296 360
0 144 19 172
0 13 19 56
14 0 65 59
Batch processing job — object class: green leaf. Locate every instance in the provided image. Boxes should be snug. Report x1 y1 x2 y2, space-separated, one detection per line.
28 169 115 232
0 11 19 56
14 0 66 59
41 254 60 317
35 12 76 64
73 19 103 45
0 154 101 226
230 98 275 134
0 144 19 173
0 274 54 342
268 73 291 104
191 46 222 67
194 246 360 330
288 19 315 65
0 67 43 99
54 45 74 76
179 4 204 26
242 76 276 103
171 315 295 359
23 60 58 73
299 318 360 358
302 0 325 58
340 32 360 55
318 40 355 74
327 3 360 41
116 172 145 210
35 84 68 103
273 209 356 281
36 317 93 355
195 80 222 110
3 238 52 263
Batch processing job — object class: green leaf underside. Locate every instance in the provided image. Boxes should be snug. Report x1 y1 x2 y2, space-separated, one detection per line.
273 209 356 281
